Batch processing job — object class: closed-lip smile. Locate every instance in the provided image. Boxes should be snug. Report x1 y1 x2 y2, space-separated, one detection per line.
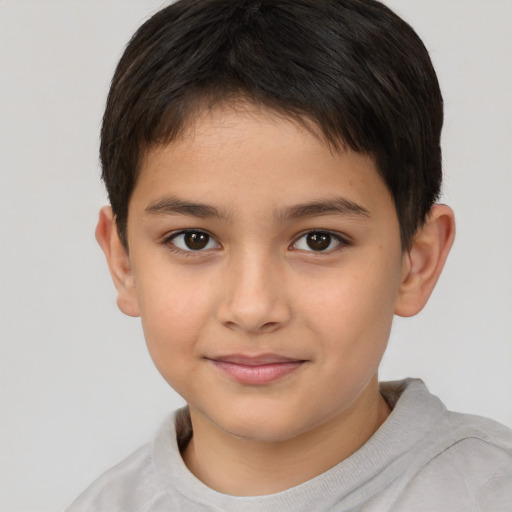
207 354 306 385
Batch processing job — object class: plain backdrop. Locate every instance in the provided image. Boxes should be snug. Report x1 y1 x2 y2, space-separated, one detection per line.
1 1 511 510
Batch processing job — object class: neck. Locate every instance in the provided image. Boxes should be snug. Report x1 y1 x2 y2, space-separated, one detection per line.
182 378 391 496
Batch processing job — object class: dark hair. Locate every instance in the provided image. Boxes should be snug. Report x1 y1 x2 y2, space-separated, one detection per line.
101 0 443 249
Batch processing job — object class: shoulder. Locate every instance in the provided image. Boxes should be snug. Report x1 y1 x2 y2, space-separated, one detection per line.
66 442 169 512
397 434 512 511
427 413 512 509
389 383 512 511
66 412 185 512
431 403 512 478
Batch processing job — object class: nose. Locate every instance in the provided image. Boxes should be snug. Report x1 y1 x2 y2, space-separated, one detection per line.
216 251 292 334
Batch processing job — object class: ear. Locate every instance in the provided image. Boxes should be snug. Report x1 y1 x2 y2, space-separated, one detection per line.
395 204 455 317
95 206 140 317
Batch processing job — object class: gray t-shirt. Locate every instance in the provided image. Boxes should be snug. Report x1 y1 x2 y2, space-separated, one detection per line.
67 379 512 511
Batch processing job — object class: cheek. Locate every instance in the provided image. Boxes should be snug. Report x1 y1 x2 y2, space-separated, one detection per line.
300 257 401 359
133 269 215 373
137 261 215 324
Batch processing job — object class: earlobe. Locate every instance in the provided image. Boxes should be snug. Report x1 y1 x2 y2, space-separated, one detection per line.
395 204 455 317
95 206 140 317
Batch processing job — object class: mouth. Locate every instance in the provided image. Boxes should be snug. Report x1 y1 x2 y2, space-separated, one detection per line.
206 354 306 385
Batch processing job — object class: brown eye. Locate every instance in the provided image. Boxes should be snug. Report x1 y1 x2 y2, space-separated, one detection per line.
184 232 209 250
306 232 332 251
293 231 343 252
169 231 220 252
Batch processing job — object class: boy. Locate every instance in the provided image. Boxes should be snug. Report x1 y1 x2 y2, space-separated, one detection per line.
68 0 512 510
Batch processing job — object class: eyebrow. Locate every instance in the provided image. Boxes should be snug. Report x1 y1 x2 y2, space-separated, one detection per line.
145 195 370 222
145 196 230 219
275 197 371 222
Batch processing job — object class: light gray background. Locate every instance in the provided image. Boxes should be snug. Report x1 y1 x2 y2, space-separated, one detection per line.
1 1 511 510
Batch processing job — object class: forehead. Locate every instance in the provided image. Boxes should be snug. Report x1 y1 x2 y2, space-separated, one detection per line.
132 104 394 221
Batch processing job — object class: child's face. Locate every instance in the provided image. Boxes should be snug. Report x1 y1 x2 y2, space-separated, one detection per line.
124 104 407 442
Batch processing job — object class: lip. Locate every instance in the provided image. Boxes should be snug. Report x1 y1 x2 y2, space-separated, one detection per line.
207 354 306 385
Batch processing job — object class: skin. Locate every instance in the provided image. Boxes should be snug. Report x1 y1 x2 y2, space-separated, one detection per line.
97 103 455 496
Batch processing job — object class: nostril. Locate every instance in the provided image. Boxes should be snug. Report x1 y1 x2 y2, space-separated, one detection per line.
259 321 280 333
223 320 238 330
221 318 282 334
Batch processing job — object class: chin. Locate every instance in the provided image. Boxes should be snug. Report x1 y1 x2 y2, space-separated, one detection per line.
212 406 314 444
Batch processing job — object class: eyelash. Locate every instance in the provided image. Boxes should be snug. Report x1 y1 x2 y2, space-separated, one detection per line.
162 229 350 255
